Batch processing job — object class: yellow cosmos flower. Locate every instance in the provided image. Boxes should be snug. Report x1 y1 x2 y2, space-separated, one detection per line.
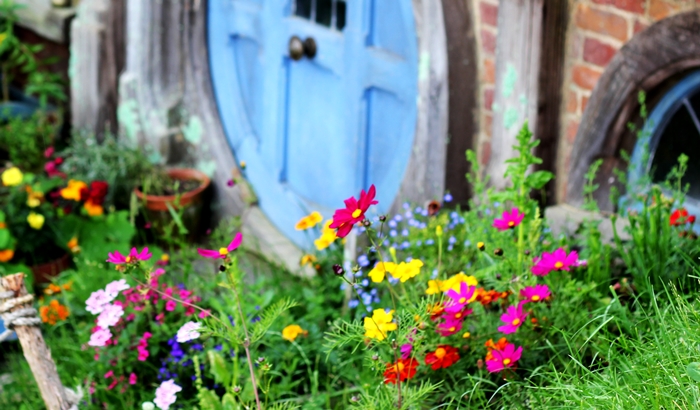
294 211 323 230
390 259 424 283
425 272 478 298
60 180 87 201
282 324 306 342
314 220 338 250
363 309 397 341
0 249 14 262
1 167 23 186
27 212 45 230
300 254 317 266
368 261 397 283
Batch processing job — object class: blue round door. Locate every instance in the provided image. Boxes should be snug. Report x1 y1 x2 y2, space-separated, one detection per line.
208 0 418 247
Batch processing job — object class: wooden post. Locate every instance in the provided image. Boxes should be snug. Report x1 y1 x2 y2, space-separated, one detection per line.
485 0 544 190
0 273 73 410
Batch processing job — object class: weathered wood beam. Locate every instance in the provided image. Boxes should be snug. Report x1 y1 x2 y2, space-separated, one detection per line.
485 0 544 190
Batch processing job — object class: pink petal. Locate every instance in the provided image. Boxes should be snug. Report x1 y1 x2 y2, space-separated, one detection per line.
493 219 509 230
511 346 523 362
227 232 243 252
197 248 223 259
336 223 353 238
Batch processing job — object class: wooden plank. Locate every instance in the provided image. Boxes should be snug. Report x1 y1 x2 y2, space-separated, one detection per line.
440 0 478 206
534 0 567 205
567 11 700 209
485 0 544 190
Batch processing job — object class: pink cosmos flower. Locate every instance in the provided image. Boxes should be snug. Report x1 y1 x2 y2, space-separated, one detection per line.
105 279 130 298
97 304 124 328
498 301 528 334
129 373 137 385
436 319 463 336
531 248 579 276
197 232 243 259
176 321 202 343
104 370 114 379
444 282 476 313
400 343 413 360
493 208 525 231
88 327 112 347
486 342 523 373
520 284 550 303
86 290 115 315
107 247 152 264
154 379 182 410
442 307 473 322
329 185 378 238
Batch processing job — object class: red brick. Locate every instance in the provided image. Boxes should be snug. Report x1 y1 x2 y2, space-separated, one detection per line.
591 0 645 14
634 19 649 34
566 119 580 143
482 58 495 84
484 113 493 137
481 29 497 56
575 4 629 41
480 140 492 165
480 2 499 27
567 90 578 114
649 0 679 21
484 88 495 110
583 37 618 67
572 64 603 90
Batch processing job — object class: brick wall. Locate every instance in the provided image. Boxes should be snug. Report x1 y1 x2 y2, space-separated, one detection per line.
556 0 700 201
471 0 499 167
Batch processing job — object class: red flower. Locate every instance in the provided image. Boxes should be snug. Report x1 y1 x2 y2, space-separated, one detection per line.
670 208 696 226
329 185 378 238
383 358 418 384
425 345 460 370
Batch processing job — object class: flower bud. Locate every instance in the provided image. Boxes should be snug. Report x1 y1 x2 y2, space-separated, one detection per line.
219 265 226 272
389 247 397 260
352 265 360 273
233 386 241 393
332 264 344 276
362 219 371 227
477 242 485 251
494 248 503 257
436 225 443 237
379 215 387 222
371 354 379 361
351 396 360 403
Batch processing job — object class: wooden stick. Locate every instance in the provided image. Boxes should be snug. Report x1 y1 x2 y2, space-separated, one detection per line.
1 273 72 410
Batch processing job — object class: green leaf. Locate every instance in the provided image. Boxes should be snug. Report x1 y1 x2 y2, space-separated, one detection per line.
221 394 237 410
207 350 231 386
687 362 700 382
0 229 11 249
525 170 554 189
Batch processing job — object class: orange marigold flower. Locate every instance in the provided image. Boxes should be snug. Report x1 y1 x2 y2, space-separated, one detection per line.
83 199 104 216
425 345 460 370
485 337 509 361
44 284 63 295
0 249 14 263
383 358 418 384
39 300 69 325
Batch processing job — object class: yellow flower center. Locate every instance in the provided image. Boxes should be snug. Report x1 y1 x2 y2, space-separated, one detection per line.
462 332 471 339
508 221 515 227
397 362 405 372
435 347 447 359
531 295 540 301
554 261 564 269
511 318 521 326
125 256 132 263
449 326 455 332
503 358 511 366
219 248 229 256
459 297 467 304
351 209 362 218
455 313 462 319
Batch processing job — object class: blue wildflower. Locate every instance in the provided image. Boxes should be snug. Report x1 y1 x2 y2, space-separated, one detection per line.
448 236 457 244
349 299 359 308
390 230 398 237
403 202 410 209
358 254 370 267
388 220 397 228
401 229 409 236
444 193 453 202
425 239 435 245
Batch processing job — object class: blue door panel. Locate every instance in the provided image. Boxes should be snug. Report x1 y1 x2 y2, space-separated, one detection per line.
209 0 418 248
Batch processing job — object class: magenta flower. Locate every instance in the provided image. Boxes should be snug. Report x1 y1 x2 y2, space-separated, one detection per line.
106 247 152 265
498 301 528 334
442 307 473 322
330 185 378 238
520 284 550 303
486 342 523 373
400 343 413 359
531 248 579 276
129 373 137 385
493 208 525 231
197 232 243 259
436 319 463 336
444 282 476 313
165 300 177 312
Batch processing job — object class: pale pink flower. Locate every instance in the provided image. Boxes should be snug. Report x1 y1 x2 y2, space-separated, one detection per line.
105 279 130 297
97 304 124 328
154 379 182 410
86 290 115 315
88 327 112 347
176 321 202 343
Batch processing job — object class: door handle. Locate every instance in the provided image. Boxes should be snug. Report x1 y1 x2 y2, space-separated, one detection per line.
289 36 317 60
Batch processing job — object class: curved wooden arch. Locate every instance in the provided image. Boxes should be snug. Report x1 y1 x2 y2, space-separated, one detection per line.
567 10 700 210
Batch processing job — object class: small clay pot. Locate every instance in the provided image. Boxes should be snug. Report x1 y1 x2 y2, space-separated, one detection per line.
134 168 211 211
30 253 71 285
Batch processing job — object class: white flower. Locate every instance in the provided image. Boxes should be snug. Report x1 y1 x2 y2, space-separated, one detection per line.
154 380 182 410
96 304 124 328
105 279 130 298
142 402 155 410
85 290 115 315
176 321 202 343
88 327 112 347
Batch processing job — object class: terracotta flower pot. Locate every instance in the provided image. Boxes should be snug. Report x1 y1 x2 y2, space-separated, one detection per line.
134 168 211 211
30 253 71 285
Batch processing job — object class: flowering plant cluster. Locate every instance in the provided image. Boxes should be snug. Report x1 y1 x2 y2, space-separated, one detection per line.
0 161 111 267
